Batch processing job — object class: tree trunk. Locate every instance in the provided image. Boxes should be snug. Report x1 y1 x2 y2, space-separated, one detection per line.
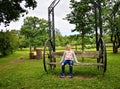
82 35 85 51
34 46 36 51
75 44 77 51
29 45 33 59
30 45 32 53
113 42 118 53
82 32 85 62
113 46 118 53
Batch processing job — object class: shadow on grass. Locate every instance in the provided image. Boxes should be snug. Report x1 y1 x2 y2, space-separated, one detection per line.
47 66 105 80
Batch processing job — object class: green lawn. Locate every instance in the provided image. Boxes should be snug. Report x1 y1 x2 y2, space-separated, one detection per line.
0 49 120 89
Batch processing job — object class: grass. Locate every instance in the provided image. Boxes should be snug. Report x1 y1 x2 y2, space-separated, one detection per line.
0 48 120 89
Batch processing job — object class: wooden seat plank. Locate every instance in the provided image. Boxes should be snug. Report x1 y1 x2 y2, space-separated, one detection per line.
48 62 103 66
52 51 100 58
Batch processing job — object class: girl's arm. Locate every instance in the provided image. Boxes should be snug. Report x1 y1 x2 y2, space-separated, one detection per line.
72 51 79 63
60 51 65 63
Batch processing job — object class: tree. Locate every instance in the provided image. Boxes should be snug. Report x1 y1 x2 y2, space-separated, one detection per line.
0 0 37 26
66 0 95 51
105 0 120 53
0 30 19 56
20 16 48 53
11 30 28 50
55 28 62 36
110 1 120 53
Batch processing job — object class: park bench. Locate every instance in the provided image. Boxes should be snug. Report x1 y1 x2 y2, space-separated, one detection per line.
48 51 103 66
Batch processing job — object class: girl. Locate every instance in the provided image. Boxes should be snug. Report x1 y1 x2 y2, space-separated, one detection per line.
60 44 79 78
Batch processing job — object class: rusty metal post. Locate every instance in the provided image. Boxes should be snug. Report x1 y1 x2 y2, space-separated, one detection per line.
48 0 60 53
94 1 99 51
98 0 103 38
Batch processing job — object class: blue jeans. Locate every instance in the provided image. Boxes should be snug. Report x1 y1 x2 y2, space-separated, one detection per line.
61 60 73 74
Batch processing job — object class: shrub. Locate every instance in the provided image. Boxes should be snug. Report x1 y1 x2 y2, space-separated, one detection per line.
0 30 19 56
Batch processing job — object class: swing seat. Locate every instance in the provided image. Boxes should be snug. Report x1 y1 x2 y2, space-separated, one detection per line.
48 51 103 66
48 62 103 66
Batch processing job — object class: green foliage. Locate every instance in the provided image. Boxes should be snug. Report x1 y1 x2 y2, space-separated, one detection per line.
66 0 120 52
66 0 96 51
0 0 37 26
20 16 48 47
106 0 120 52
55 34 96 46
55 28 62 36
0 30 19 56
66 0 94 35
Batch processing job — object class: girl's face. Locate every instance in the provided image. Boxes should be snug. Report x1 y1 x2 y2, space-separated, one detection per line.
66 45 71 51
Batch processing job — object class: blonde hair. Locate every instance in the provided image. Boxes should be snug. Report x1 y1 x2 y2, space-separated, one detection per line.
66 44 71 50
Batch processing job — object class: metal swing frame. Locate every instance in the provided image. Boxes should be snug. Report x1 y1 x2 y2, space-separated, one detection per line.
43 0 107 75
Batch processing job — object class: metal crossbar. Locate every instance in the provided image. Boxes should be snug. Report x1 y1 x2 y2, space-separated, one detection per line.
48 0 60 12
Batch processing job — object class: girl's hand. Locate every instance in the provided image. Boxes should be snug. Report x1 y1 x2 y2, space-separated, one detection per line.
76 62 80 64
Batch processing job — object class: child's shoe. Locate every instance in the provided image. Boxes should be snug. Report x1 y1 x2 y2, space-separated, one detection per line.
69 74 73 78
60 73 65 78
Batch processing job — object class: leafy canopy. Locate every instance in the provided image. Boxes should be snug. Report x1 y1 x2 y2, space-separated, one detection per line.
20 16 48 46
0 0 37 26
66 0 95 35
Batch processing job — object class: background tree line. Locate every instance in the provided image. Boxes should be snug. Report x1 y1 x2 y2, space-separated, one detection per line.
66 0 120 53
0 0 120 56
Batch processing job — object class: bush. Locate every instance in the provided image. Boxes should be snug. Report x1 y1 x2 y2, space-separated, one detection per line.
0 30 19 56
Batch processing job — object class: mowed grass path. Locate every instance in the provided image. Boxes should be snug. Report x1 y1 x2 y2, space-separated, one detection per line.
0 49 120 89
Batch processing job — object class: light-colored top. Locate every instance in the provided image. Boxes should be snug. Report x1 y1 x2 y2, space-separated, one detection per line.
60 50 79 63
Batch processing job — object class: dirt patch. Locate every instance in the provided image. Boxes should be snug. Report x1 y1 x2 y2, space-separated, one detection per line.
56 75 95 80
11 59 27 63
74 75 95 80
10 56 39 63
10 56 28 63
